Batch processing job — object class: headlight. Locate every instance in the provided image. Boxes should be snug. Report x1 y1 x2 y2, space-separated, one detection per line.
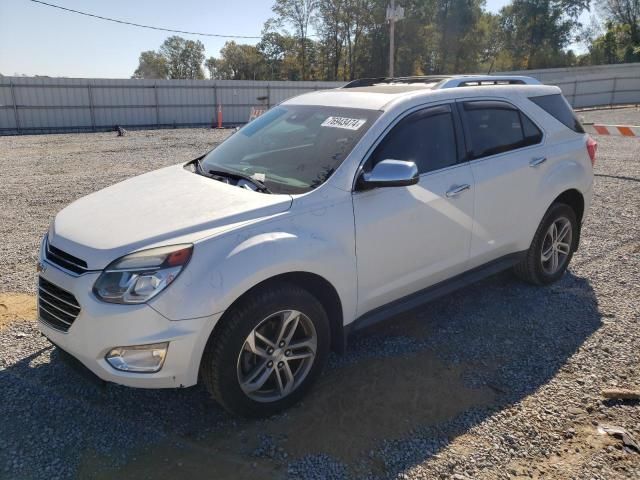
93 244 192 304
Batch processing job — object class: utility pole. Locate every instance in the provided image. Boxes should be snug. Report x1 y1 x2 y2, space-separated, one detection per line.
386 1 404 78
389 0 395 78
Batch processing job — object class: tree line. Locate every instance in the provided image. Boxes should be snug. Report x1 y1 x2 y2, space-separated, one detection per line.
133 0 640 81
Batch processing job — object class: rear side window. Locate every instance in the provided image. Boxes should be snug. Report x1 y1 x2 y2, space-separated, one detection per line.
370 105 458 174
461 101 543 159
529 94 585 133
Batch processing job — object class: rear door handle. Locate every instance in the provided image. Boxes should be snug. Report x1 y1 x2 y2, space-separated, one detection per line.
446 184 471 198
529 157 547 167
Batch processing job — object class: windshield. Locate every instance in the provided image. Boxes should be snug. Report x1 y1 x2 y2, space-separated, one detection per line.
200 105 381 194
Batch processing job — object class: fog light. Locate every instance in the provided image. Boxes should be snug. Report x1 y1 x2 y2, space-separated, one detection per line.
105 342 168 373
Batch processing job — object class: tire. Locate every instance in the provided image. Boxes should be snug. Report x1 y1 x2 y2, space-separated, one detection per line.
200 282 330 418
514 202 578 285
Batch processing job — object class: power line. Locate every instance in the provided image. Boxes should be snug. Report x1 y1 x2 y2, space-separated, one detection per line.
28 0 263 39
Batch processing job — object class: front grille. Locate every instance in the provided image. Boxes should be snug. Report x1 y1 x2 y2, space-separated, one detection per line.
45 240 88 275
38 277 81 332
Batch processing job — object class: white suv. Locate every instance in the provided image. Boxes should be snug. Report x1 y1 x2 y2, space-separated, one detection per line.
37 75 596 417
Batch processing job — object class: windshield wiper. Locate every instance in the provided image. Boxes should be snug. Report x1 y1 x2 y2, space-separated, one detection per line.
211 169 272 194
195 160 271 194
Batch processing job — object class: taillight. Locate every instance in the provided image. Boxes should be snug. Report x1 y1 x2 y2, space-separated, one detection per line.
586 136 597 166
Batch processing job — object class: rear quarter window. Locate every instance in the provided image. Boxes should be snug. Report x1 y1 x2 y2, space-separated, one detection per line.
529 94 585 133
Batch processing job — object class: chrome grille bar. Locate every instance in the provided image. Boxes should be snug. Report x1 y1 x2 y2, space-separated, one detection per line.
37 276 81 332
38 285 81 310
38 295 78 319
45 250 87 274
44 240 89 275
38 304 73 326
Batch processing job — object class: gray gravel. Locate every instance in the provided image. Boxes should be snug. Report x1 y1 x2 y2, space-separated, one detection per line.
1 112 639 480
0 128 230 294
577 105 640 126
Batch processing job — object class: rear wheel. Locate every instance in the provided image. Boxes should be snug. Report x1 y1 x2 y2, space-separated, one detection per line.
514 203 578 285
201 283 330 417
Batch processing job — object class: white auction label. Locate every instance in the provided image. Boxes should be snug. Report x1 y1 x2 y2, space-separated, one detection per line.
321 116 367 130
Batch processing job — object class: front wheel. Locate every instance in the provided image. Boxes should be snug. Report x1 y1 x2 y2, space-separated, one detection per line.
514 203 578 285
201 283 330 417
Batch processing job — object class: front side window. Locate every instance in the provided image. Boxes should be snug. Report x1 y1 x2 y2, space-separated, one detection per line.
200 105 381 194
368 105 458 174
461 101 542 159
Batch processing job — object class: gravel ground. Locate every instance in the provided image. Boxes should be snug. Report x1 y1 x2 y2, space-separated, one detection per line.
0 113 639 480
0 128 229 294
577 105 640 126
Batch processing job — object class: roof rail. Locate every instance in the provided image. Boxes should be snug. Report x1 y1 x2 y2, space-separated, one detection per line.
342 76 452 88
341 74 540 89
437 75 541 88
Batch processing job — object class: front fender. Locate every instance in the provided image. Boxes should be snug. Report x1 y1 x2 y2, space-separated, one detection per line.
149 198 357 325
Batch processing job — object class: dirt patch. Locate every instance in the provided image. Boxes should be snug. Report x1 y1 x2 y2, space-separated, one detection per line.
507 423 636 479
84 350 494 479
0 293 36 329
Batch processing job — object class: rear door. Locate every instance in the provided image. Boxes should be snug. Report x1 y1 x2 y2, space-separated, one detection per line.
457 99 546 268
353 103 475 315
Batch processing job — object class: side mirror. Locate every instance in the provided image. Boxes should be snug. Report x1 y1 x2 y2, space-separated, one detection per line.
357 159 419 190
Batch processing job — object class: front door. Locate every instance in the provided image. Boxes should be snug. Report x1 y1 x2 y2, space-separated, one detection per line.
352 104 475 316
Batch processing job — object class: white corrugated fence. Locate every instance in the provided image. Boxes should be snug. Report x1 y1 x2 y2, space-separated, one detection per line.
0 78 344 134
1 62 638 135
495 62 640 109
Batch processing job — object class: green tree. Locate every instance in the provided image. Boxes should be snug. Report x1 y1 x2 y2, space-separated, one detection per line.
258 27 300 79
132 51 168 79
478 12 507 73
272 0 318 79
499 0 590 69
586 21 639 63
160 36 206 79
599 0 640 61
134 0 636 83
433 0 487 73
132 36 205 79
216 41 267 80
316 0 344 80
205 57 219 79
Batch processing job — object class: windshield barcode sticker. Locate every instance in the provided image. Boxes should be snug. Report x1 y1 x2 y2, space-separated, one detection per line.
321 116 367 130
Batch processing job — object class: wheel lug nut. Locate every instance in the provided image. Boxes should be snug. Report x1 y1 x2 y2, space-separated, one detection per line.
267 348 274 354
267 361 273 367
278 361 284 368
285 350 291 357
279 341 285 347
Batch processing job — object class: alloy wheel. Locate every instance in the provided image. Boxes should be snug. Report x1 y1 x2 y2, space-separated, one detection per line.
541 216 572 275
236 310 317 402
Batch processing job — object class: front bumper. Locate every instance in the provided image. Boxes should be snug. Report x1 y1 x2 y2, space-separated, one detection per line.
37 260 222 389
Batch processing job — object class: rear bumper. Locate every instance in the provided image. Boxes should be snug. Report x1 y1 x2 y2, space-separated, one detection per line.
37 260 222 389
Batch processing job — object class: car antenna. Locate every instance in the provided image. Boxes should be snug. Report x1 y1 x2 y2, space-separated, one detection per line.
487 57 496 75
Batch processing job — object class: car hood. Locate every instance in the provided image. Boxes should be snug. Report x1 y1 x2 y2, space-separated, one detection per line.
48 164 292 270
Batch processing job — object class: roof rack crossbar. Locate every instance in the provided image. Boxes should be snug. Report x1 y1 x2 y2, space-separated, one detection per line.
341 75 541 89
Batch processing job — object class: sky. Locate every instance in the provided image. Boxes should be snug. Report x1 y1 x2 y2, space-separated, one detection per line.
1 0 555 79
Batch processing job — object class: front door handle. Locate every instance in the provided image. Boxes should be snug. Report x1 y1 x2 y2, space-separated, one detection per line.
529 157 547 167
446 184 471 198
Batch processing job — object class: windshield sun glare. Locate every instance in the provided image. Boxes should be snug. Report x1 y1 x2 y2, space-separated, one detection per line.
200 105 381 195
